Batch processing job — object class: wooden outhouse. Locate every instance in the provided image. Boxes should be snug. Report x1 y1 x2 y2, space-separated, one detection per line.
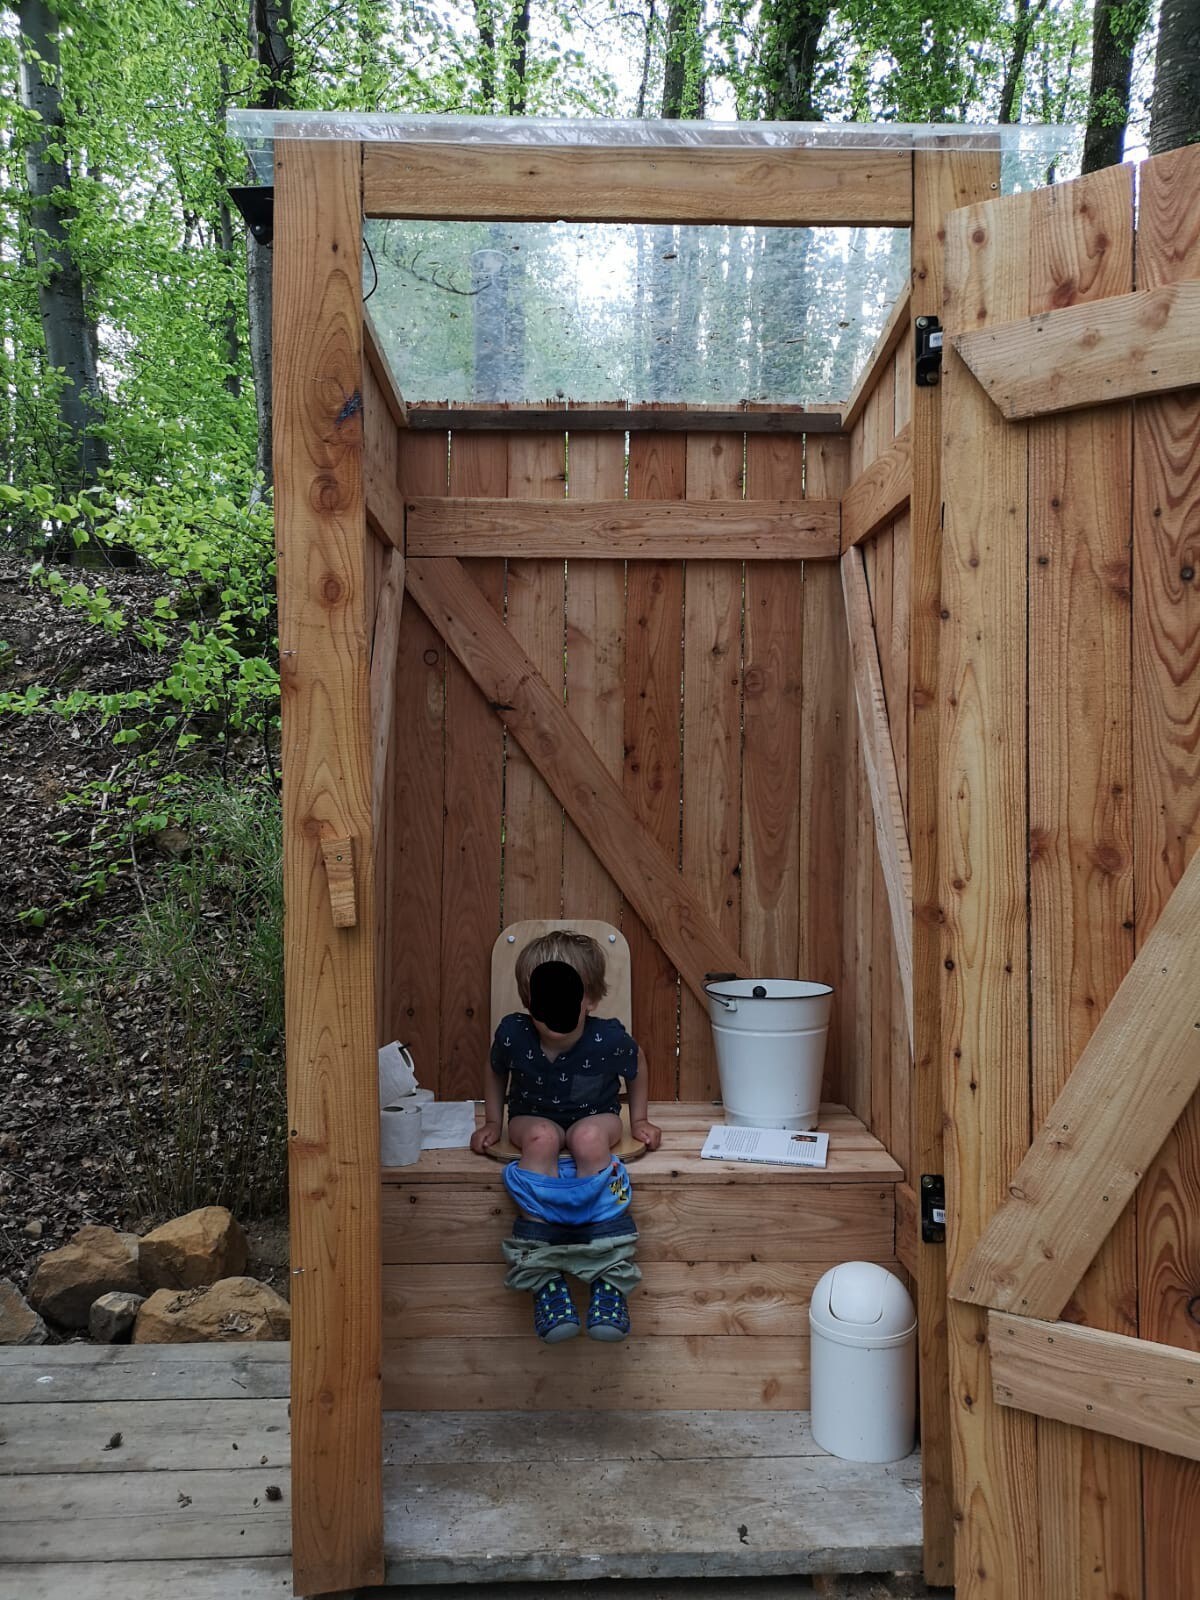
245 112 1200 1597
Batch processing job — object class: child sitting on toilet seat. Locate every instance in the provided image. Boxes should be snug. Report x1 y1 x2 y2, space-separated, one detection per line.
470 930 661 1342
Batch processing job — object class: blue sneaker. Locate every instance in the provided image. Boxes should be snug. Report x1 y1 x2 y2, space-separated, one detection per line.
587 1279 630 1342
533 1277 579 1343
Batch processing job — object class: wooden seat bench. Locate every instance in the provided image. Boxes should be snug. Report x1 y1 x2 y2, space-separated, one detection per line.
381 1102 902 1412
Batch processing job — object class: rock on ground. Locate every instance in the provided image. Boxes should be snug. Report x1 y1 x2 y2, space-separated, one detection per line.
89 1289 145 1343
134 1275 291 1343
0 1277 48 1345
139 1205 248 1291
27 1225 140 1329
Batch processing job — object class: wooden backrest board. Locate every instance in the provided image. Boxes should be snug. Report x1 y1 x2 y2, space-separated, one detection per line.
491 920 632 1035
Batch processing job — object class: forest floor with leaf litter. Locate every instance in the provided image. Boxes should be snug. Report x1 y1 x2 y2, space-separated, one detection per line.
0 553 288 1306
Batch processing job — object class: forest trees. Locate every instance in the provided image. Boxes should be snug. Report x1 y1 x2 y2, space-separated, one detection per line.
1149 0 1200 153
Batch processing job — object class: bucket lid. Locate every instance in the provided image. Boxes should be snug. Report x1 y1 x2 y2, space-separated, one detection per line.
809 1262 916 1347
703 978 834 1001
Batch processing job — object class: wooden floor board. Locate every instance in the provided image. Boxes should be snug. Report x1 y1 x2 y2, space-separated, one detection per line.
382 1439 922 1584
2 1351 924 1591
0 1344 290 1405
382 1408 833 1464
383 1101 902 1185
0 1560 295 1599
0 1468 292 1561
0 1398 290 1475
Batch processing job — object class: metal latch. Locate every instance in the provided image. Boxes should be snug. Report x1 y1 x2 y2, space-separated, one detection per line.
915 316 944 387
920 1173 947 1243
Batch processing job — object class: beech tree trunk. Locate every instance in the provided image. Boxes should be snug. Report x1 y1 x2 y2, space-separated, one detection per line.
246 0 293 496
1150 0 1200 154
1082 0 1150 172
17 0 108 491
757 0 832 120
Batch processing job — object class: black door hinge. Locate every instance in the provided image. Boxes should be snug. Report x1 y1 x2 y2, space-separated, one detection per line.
915 316 943 387
920 1173 947 1243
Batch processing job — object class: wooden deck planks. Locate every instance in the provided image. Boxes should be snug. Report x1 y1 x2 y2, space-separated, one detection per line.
272 138 382 1594
0 1346 294 1589
624 432 686 1097
1133 144 1200 1600
439 431 505 1099
381 1421 922 1584
941 185 1040 1600
1024 162 1142 1600
679 432 745 1099
0 1343 290 1405
1 1469 292 1562
0 1398 289 1474
0 1562 295 1599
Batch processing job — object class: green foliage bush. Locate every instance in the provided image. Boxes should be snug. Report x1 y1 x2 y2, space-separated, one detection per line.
47 780 287 1221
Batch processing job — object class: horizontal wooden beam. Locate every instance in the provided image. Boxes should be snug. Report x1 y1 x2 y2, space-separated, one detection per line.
404 557 750 1004
841 547 914 1052
990 1313 1200 1463
952 843 1200 1319
842 424 912 549
954 279 1200 419
364 143 913 227
405 498 841 560
406 407 845 435
841 288 912 434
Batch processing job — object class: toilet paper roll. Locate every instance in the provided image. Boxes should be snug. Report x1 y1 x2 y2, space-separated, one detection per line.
407 1088 435 1108
380 1102 423 1168
378 1040 418 1105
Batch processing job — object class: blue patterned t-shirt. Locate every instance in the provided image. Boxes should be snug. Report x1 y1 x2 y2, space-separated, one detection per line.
490 1013 638 1123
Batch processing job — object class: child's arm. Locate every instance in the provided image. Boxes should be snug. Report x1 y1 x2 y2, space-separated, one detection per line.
627 1051 661 1149
470 1062 506 1154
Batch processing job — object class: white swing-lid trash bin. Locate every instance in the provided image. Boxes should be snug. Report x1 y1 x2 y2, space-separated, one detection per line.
809 1261 917 1463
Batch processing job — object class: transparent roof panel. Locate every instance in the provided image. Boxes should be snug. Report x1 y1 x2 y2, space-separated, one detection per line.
229 111 1079 191
227 112 1081 406
365 219 909 407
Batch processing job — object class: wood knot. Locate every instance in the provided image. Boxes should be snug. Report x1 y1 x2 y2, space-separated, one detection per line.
320 573 344 606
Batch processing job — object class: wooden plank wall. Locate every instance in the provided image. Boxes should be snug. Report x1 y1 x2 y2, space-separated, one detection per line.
845 330 913 1166
939 146 1200 1599
377 419 848 1105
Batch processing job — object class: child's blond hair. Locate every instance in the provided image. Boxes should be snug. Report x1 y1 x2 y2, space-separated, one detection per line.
515 930 609 1008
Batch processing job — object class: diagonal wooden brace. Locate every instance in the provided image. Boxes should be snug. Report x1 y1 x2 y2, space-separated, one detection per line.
841 546 914 1052
404 557 750 1004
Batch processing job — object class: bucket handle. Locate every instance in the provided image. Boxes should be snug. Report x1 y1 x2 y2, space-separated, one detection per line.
704 972 739 1012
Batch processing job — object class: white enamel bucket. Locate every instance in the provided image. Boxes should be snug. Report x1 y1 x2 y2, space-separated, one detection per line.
703 978 833 1130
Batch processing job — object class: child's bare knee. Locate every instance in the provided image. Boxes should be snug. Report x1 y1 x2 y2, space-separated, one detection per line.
569 1120 611 1159
524 1122 561 1156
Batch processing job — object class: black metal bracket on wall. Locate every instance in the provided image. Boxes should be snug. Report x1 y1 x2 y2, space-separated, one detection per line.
229 185 274 247
915 316 943 387
920 1173 946 1243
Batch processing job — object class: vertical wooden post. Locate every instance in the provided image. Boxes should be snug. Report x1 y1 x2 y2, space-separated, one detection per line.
274 139 384 1594
910 145 999 1588
1133 144 1200 1600
1026 164 1142 1600
940 180 1041 1600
